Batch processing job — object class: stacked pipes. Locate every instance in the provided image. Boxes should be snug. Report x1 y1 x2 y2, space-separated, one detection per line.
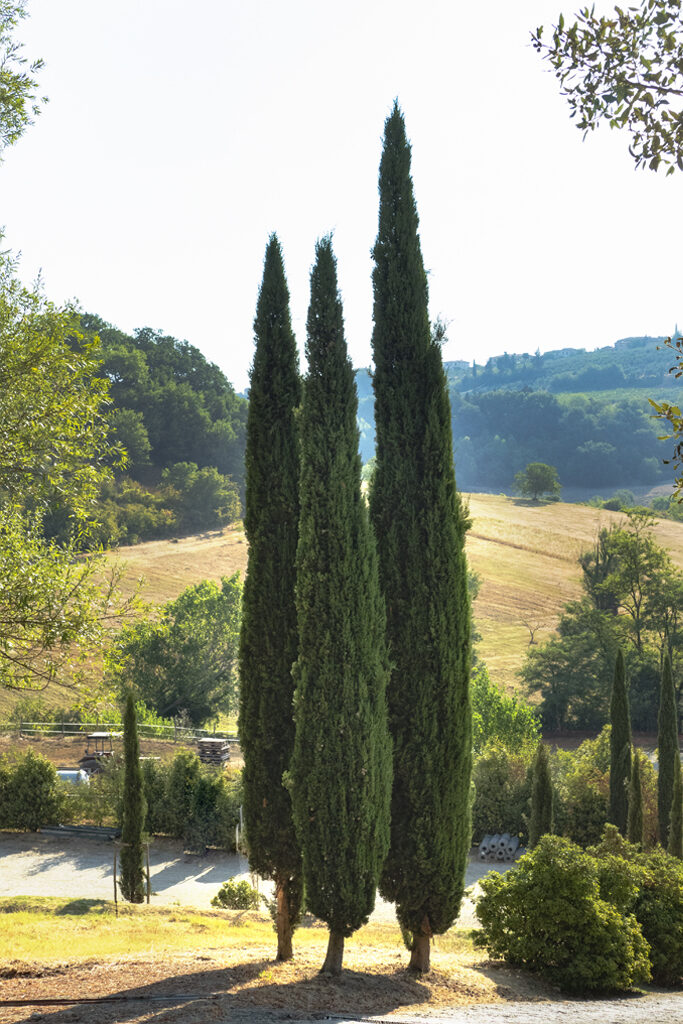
477 833 523 862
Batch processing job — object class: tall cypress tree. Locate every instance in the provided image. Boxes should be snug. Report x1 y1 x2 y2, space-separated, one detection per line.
370 102 471 974
658 651 679 847
238 235 303 961
627 750 644 847
668 754 683 859
609 648 632 835
291 237 392 977
528 740 553 849
119 690 146 903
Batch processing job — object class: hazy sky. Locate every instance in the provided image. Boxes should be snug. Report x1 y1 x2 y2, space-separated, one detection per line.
3 0 682 390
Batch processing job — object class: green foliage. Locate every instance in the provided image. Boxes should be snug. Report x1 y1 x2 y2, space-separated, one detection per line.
0 750 61 830
609 649 632 835
668 756 682 858
514 462 561 501
211 879 262 911
119 692 146 903
627 750 645 846
471 663 539 753
528 741 553 849
533 0 683 174
471 741 533 844
109 575 241 725
238 235 302 945
370 102 471 946
658 651 680 846
475 834 652 992
291 237 391 949
0 1 45 156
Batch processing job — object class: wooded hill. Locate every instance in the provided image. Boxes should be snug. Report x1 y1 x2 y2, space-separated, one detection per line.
356 334 683 493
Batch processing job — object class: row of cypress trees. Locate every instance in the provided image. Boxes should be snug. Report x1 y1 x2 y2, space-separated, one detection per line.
238 103 472 975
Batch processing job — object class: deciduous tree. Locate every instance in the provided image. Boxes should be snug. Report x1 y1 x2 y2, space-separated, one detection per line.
514 462 561 502
370 103 471 973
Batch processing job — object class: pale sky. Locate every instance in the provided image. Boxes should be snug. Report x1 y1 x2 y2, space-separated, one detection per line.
2 0 682 391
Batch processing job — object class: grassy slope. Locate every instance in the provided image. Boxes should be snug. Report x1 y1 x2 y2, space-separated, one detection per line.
4 498 683 716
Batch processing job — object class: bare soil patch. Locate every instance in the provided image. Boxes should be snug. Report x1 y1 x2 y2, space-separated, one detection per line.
0 733 242 770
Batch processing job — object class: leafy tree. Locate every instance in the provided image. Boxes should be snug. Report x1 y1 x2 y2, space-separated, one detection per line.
109 576 241 725
239 235 303 962
658 651 680 846
609 649 632 835
528 740 554 849
532 0 683 174
291 237 391 976
161 462 241 531
108 408 151 472
0 0 45 157
668 755 682 858
471 662 539 753
627 750 645 846
370 103 471 973
119 691 146 903
514 462 561 501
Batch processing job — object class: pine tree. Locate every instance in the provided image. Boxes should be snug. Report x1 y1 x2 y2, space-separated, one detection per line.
658 651 679 847
609 649 632 835
627 750 644 847
528 741 553 849
291 237 392 977
119 690 146 903
370 102 471 973
668 753 682 859
238 235 303 961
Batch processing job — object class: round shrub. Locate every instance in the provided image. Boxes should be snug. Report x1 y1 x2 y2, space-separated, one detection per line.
474 834 651 992
212 879 262 911
0 751 62 831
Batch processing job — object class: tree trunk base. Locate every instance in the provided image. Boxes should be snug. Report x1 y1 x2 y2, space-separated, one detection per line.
408 928 431 974
275 880 294 961
321 930 344 975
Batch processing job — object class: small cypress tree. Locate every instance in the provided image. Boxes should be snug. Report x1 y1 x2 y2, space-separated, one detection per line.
238 235 303 960
370 102 471 973
658 651 679 847
119 691 147 903
627 750 644 847
528 740 553 849
609 649 632 835
668 754 682 859
291 237 392 976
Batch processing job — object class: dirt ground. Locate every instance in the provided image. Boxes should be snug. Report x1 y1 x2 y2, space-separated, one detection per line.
0 733 242 769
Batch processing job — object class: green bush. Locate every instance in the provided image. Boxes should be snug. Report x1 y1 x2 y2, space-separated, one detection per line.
471 664 539 753
475 835 651 992
0 751 62 831
211 879 262 911
471 740 533 844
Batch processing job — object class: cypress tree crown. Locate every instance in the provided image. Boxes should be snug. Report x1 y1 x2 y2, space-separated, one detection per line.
238 235 303 940
658 651 679 847
627 750 644 847
119 690 146 903
609 648 632 836
668 754 683 859
529 740 553 849
291 236 391 944
370 102 472 941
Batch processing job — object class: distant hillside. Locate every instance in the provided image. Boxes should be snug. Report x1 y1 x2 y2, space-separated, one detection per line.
356 335 683 493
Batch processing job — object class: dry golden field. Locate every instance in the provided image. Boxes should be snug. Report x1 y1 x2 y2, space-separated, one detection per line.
5 495 683 716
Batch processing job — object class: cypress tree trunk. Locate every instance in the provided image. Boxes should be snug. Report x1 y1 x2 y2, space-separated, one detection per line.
291 237 392 978
627 750 644 847
658 652 679 847
528 741 553 849
609 648 631 835
370 103 471 968
408 916 432 973
321 931 345 976
119 691 146 903
668 754 682 859
238 235 303 960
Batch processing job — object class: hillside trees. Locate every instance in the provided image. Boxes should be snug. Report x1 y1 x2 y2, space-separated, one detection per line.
370 104 471 973
108 576 241 725
239 235 303 962
291 237 391 976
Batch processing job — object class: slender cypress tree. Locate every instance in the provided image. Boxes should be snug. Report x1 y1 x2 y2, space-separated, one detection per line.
609 649 632 835
528 740 553 849
370 102 471 974
291 237 392 977
668 752 682 859
238 235 303 961
658 651 679 847
119 690 146 903
627 750 644 847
